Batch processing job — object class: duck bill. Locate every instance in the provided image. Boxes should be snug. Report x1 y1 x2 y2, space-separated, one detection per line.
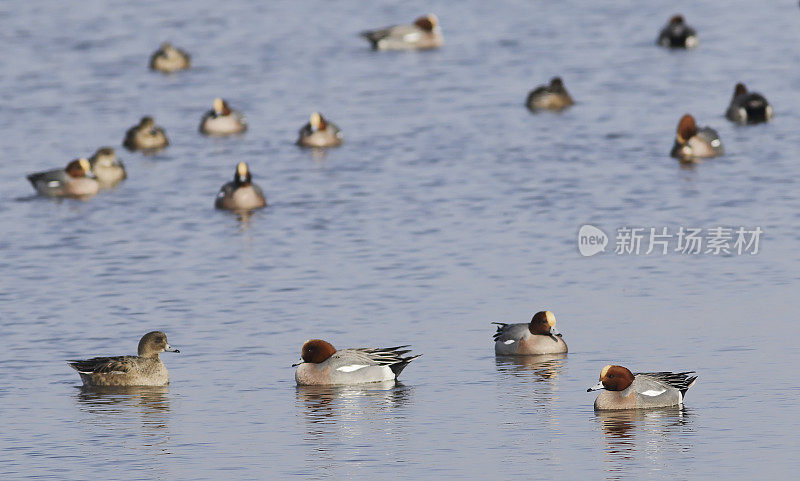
587 381 604 392
291 361 304 367
164 344 180 353
549 326 562 341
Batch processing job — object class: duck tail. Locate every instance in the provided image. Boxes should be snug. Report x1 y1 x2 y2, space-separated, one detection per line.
681 375 698 397
389 354 421 378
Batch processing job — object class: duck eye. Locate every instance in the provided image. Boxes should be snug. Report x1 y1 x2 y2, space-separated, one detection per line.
608 374 614 378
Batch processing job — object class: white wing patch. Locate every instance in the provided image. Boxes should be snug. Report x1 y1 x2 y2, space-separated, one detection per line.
47 181 61 187
640 389 667 397
503 340 516 345
336 364 369 373
403 32 421 42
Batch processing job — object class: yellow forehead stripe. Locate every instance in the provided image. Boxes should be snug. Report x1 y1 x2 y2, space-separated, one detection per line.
310 112 322 128
544 310 556 326
236 162 248 176
78 158 91 172
600 365 612 379
214 98 224 112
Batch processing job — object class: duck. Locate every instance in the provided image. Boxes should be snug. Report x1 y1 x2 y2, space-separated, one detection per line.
360 14 443 51
149 42 191 73
123 116 169 152
725 83 773 124
27 158 99 198
89 147 126 188
670 114 723 162
68 331 180 387
199 98 247 136
657 15 698 49
588 365 697 410
294 339 420 385
526 77 574 112
297 112 343 148
215 162 267 211
493 310 568 355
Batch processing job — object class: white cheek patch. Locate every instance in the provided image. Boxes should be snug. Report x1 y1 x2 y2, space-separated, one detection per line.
336 365 368 373
711 139 721 148
503 340 516 345
640 389 667 397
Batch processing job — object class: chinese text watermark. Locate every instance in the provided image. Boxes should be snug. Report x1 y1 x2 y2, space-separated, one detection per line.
578 225 762 257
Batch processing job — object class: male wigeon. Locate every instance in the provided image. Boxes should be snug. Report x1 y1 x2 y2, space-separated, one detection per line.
68 331 180 387
360 14 443 51
526 77 574 112
123 116 169 152
89 147 126 188
493 310 568 355
657 15 698 49
297 112 343 148
199 98 248 136
588 365 697 410
725 83 773 124
670 114 723 162
149 42 191 73
215 162 267 211
27 158 99 198
294 339 420 385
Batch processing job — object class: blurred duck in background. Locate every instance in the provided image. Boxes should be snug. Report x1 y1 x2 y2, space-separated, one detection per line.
526 77 574 112
725 83 773 124
657 15 697 49
149 42 191 73
199 98 248 136
215 162 267 212
123 116 169 153
670 114 723 162
360 14 443 50
89 147 126 188
297 112 343 148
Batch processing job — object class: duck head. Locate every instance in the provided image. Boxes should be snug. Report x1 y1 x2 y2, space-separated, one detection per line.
587 365 635 391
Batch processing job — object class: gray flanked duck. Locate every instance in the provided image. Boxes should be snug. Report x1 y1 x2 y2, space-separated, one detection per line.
199 98 247 136
68 331 180 387
361 14 443 51
526 77 574 112
215 162 267 211
493 310 568 355
588 365 697 410
89 147 126 188
149 42 191 73
726 83 773 124
297 112 343 148
657 15 697 49
27 158 98 198
123 116 169 153
670 114 723 162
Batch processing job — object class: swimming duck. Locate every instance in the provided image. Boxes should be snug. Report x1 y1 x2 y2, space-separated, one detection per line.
89 147 126 188
297 112 343 148
493 310 568 355
149 42 191 73
670 114 723 162
657 15 698 49
526 77 574 112
725 83 773 124
215 162 267 211
123 116 169 152
199 98 248 136
294 339 420 385
360 14 443 51
68 331 180 387
27 158 99 198
588 365 697 410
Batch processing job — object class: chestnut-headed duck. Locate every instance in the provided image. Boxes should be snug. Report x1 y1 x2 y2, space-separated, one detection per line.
294 339 420 385
297 112 343 148
493 310 568 355
588 365 697 410
726 83 773 124
149 42 191 73
89 147 126 188
526 77 574 112
27 158 99 198
670 114 723 162
123 116 169 153
199 98 248 136
657 15 698 49
215 162 267 212
361 14 443 51
68 331 180 387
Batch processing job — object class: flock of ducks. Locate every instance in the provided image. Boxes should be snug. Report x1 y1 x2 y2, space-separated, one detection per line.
57 9 792 411
70 310 697 411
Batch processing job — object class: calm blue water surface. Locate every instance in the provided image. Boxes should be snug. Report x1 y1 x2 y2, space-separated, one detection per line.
1 1 799 479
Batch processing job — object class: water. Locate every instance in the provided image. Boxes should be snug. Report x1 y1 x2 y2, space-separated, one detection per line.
1 0 799 479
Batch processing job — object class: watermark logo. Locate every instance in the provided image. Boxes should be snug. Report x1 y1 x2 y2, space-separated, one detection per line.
578 224 608 257
578 225 762 256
